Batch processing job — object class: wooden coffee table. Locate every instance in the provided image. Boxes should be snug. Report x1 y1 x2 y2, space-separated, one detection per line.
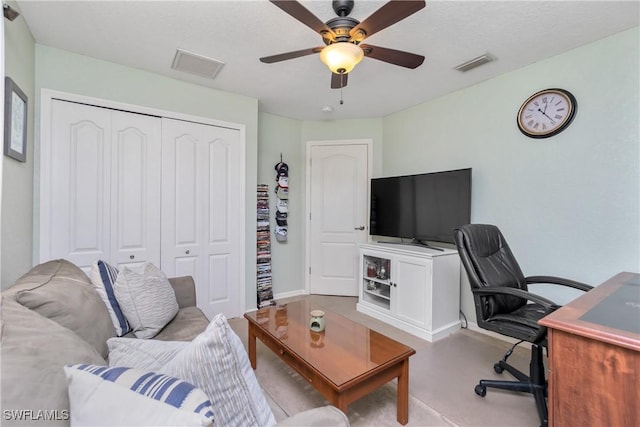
244 299 416 424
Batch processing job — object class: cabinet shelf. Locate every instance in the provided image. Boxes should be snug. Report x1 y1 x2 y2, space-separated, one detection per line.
364 286 390 301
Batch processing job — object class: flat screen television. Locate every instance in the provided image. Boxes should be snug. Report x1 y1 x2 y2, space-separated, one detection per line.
369 168 471 245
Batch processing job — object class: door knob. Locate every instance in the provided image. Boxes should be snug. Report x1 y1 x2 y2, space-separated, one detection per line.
129 255 135 260
354 226 365 230
185 250 190 255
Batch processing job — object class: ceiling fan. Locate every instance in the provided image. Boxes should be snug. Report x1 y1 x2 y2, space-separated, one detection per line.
260 0 426 89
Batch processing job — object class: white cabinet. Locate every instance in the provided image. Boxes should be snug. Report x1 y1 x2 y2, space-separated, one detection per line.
357 243 461 342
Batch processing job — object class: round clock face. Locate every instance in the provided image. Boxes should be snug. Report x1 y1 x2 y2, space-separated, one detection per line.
517 89 577 138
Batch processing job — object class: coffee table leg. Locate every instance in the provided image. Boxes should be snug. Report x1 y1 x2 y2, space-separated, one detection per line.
247 323 257 369
397 359 410 425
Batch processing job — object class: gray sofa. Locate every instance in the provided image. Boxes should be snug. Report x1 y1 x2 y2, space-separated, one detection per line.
0 259 348 426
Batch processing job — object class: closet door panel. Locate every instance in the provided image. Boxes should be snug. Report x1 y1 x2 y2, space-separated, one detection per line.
205 134 239 307
175 135 200 250
111 111 161 271
162 118 241 319
49 101 111 274
161 120 203 281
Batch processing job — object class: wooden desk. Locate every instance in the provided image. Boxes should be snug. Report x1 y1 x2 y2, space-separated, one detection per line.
539 272 640 427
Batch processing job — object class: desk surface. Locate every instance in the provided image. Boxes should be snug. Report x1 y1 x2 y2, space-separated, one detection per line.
539 272 640 352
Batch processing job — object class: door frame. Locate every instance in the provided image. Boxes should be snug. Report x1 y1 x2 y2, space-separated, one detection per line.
304 139 373 295
38 89 247 313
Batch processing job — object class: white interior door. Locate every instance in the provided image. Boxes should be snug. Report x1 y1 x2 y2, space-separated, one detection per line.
161 118 242 319
308 142 370 296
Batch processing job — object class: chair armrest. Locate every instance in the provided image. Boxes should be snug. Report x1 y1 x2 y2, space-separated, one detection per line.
525 275 593 292
472 286 558 311
168 276 197 308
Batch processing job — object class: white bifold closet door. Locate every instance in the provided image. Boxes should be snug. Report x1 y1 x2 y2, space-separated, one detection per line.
44 100 242 319
161 118 242 320
48 100 161 275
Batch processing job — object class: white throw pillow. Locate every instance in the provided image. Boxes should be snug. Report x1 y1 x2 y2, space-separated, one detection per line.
107 337 187 371
64 365 214 426
159 314 277 427
113 263 179 339
90 260 132 336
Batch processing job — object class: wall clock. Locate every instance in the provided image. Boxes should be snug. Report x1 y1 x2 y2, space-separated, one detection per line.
517 88 577 138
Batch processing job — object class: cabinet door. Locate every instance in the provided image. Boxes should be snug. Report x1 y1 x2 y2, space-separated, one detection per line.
110 111 161 272
161 118 242 319
394 254 431 329
360 251 392 311
48 101 112 275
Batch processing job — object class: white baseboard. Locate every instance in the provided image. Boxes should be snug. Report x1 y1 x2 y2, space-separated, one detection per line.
273 289 307 301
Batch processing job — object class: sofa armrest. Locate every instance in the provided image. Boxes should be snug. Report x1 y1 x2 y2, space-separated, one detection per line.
168 276 197 308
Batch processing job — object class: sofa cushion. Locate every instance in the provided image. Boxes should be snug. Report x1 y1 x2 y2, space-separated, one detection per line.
0 298 106 426
13 259 115 358
154 306 210 341
64 364 214 426
159 314 277 427
107 338 187 371
113 263 179 339
90 260 132 336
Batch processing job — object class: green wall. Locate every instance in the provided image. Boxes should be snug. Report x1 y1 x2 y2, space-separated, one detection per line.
257 112 303 297
382 27 639 319
256 115 384 298
1 3 35 288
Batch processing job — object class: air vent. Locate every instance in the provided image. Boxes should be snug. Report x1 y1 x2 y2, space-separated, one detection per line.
171 49 225 79
454 53 495 72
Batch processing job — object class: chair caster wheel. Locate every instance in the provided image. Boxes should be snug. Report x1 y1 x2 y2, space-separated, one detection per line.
493 363 504 374
475 384 486 397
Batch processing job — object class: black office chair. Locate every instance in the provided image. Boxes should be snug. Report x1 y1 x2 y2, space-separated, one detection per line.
453 224 592 427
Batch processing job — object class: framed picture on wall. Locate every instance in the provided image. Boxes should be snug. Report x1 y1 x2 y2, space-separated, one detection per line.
4 77 28 162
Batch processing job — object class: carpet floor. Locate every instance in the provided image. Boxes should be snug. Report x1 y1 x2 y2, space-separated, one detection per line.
229 295 543 427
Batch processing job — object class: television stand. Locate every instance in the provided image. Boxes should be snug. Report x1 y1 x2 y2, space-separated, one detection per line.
375 239 445 252
410 239 445 251
357 242 461 342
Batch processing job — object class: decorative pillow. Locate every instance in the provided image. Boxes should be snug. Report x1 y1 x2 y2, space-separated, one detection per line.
90 260 132 336
159 314 277 427
107 337 187 371
14 259 115 358
113 263 179 339
65 364 214 426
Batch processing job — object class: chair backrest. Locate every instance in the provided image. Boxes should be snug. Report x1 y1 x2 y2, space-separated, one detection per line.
454 224 527 321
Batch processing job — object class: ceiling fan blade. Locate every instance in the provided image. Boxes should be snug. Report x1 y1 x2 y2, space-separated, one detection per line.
361 44 424 69
260 47 323 64
270 0 335 37
350 0 425 40
331 72 348 89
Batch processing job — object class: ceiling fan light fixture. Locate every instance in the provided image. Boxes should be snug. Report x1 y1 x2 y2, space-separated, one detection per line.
319 42 364 74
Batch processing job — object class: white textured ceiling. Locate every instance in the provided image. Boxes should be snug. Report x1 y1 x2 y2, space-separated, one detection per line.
15 0 640 121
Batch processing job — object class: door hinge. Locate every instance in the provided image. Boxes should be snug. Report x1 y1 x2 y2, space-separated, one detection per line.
309 267 311 275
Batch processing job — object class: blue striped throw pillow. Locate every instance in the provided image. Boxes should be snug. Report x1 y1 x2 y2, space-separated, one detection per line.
66 364 214 423
90 260 132 336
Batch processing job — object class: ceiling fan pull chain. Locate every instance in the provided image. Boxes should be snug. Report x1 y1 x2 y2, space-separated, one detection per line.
340 73 344 105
